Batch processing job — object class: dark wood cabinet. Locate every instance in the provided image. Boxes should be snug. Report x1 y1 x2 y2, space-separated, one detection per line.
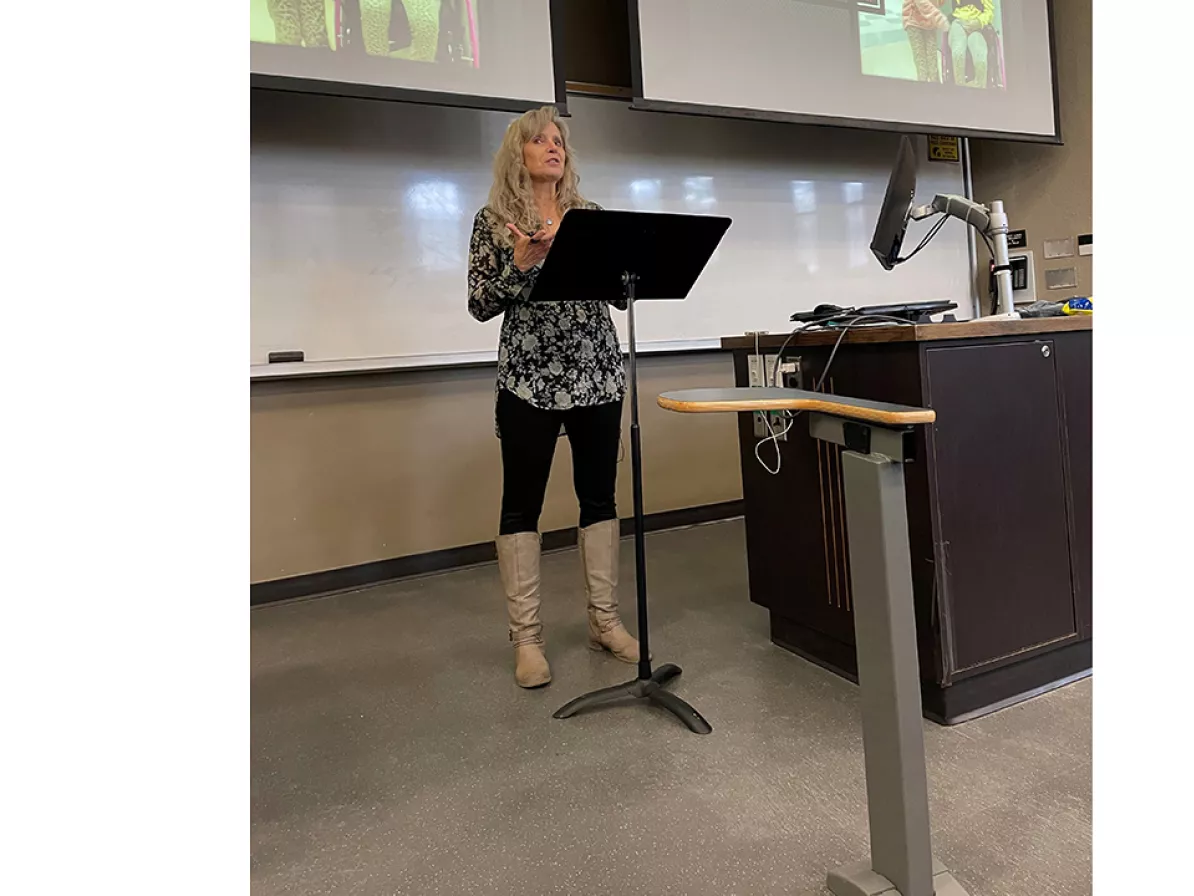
724 318 1092 723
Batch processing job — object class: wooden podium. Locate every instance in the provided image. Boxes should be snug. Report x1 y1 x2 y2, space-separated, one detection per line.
660 387 968 896
720 317 1092 723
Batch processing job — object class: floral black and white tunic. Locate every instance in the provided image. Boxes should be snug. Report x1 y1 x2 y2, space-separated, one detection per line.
467 203 627 425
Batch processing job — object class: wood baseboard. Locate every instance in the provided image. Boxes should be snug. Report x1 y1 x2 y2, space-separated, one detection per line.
250 500 744 606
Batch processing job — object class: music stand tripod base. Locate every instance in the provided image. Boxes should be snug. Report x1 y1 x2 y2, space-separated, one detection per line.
552 662 712 735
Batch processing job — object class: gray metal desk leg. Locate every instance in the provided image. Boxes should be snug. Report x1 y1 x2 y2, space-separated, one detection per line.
826 450 970 896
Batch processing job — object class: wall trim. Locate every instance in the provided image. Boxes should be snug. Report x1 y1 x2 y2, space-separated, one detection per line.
250 341 727 382
250 500 744 606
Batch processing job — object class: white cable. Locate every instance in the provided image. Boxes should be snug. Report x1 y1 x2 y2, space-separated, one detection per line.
751 312 917 476
753 409 794 476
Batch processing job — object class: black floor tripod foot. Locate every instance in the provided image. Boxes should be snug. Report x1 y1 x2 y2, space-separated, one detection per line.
552 663 712 734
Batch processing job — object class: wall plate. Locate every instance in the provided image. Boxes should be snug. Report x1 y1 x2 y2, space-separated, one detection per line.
749 352 790 439
1009 250 1037 304
1044 238 1075 259
1045 267 1078 291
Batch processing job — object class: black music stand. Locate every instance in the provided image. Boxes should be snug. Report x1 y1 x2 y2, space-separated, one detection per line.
527 208 731 735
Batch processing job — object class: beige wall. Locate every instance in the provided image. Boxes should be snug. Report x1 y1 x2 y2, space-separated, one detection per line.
971 0 1092 297
252 0 1091 586
251 352 742 583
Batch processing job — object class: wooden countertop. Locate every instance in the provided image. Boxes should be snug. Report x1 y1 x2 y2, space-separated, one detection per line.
659 387 935 426
721 316 1092 350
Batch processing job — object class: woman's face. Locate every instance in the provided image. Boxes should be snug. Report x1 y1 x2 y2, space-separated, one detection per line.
522 123 566 184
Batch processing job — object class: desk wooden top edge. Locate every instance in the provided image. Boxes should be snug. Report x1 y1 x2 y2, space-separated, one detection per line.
658 391 936 426
721 316 1092 350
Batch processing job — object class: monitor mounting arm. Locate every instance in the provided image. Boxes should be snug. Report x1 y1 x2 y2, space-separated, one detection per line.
910 195 1019 320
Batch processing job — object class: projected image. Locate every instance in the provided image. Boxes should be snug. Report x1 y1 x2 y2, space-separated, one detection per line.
859 1 1006 89
249 0 479 65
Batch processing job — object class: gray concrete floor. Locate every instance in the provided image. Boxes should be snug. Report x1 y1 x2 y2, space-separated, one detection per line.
251 519 1091 896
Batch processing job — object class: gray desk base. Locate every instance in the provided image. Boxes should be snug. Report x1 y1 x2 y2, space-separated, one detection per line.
828 859 968 896
811 417 972 896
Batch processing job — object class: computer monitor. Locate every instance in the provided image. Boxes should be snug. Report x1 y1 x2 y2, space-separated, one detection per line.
870 136 918 272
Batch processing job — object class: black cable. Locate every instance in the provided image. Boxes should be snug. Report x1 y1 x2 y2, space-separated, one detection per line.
753 312 916 475
769 312 920 387
814 314 913 392
805 312 928 331
781 314 914 417
982 230 1000 314
815 324 857 393
805 314 915 400
897 214 949 264
769 311 843 387
891 211 996 270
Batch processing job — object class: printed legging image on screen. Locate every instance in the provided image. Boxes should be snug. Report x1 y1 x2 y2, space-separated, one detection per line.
860 0 1006 89
250 0 479 65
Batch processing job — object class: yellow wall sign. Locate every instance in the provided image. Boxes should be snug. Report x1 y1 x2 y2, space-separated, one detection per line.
927 136 960 162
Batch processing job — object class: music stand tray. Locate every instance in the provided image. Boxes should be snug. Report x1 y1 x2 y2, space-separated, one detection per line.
527 208 731 734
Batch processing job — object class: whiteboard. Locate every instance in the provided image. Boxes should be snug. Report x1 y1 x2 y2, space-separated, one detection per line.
251 92 970 374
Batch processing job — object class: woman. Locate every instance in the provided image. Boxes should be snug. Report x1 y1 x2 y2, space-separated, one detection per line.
360 0 393 56
266 0 329 49
902 0 949 82
949 0 996 88
337 0 398 55
467 106 641 689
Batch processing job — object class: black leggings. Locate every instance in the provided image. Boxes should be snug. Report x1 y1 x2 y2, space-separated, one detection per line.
496 389 622 535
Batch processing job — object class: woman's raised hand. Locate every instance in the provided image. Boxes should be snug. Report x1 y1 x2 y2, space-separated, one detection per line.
507 224 553 272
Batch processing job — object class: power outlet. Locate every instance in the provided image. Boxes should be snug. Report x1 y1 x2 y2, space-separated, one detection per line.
746 354 773 388
748 353 769 438
761 411 788 442
779 360 802 390
749 353 799 440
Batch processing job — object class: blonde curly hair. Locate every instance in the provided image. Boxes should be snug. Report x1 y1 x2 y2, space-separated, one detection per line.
487 105 586 247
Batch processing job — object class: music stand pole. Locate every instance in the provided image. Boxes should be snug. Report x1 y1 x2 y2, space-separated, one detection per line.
624 272 652 682
552 269 711 734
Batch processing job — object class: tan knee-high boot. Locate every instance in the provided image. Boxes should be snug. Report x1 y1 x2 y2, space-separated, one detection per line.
579 519 641 664
496 532 551 688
